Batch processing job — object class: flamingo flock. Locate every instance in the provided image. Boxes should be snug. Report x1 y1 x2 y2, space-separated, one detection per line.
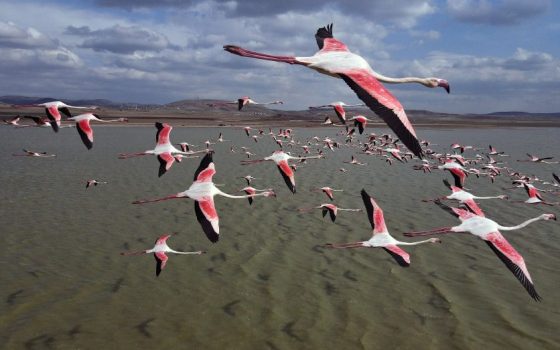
4 23 558 302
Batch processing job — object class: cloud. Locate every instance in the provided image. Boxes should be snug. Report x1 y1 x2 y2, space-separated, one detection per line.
65 24 179 54
447 0 550 25
0 21 58 48
97 0 436 28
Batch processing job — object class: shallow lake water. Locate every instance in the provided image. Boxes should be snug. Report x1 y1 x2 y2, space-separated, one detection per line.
1 125 559 349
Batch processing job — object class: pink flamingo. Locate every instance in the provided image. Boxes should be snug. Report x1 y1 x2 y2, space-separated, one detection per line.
309 101 365 124
299 203 361 222
86 179 108 189
404 201 556 300
438 159 468 188
240 186 275 205
17 100 96 132
510 183 558 206
423 179 508 214
236 96 283 111
518 154 558 164
68 113 127 149
119 122 206 177
120 233 205 276
324 189 441 266
132 153 275 243
312 186 344 201
349 115 372 134
241 150 323 193
12 149 56 157
3 116 21 126
224 24 449 158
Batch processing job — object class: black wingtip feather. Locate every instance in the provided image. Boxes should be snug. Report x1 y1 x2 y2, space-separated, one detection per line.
383 248 410 267
315 23 334 50
360 189 375 230
76 123 93 149
194 201 219 243
485 241 541 301
193 152 214 181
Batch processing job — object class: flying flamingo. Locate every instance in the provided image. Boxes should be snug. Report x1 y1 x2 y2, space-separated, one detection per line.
312 186 344 201
343 155 367 166
119 123 206 177
324 189 441 266
17 116 51 128
132 153 275 243
510 183 558 206
224 24 449 158
423 179 508 214
68 113 127 149
517 154 558 164
404 200 556 300
3 116 21 126
488 145 508 157
86 179 108 189
16 101 96 132
236 97 283 111
438 159 468 188
240 150 323 193
240 186 275 205
12 149 56 157
299 203 361 222
309 101 365 124
120 233 205 276
349 115 372 134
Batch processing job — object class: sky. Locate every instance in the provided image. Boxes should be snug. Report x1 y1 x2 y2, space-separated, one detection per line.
0 0 559 113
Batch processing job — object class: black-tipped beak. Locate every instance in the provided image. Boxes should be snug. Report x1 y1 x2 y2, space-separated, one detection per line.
438 80 450 94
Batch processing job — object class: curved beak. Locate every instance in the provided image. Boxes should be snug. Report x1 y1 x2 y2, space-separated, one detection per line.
438 79 450 94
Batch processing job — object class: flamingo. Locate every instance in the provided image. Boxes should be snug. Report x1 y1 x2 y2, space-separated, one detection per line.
224 24 449 158
240 186 275 205
12 149 56 157
343 155 367 166
309 101 365 124
438 159 468 188
518 154 558 164
349 115 372 134
132 153 275 243
236 96 283 111
299 203 361 222
18 116 51 128
3 116 21 126
68 113 127 149
312 187 344 201
17 101 96 132
86 179 108 189
240 150 323 193
488 145 508 157
119 123 206 177
404 200 556 300
324 189 441 266
241 175 258 185
120 233 205 276
423 179 508 214
510 183 558 206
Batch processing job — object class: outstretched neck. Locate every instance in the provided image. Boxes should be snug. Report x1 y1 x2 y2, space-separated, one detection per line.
498 216 546 231
371 72 428 86
398 238 436 245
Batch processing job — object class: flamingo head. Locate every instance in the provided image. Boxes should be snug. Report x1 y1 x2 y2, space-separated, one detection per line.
430 238 442 243
498 195 509 200
541 214 557 221
435 78 450 93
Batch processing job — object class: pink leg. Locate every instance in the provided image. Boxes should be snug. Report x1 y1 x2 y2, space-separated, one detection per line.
403 227 453 237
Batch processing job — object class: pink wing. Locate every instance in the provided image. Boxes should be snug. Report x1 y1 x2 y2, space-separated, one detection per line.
277 159 296 193
155 235 171 245
45 106 62 132
462 199 485 217
484 231 540 301
155 122 172 145
323 188 334 201
336 69 422 158
360 189 387 234
154 251 168 276
383 245 410 267
157 152 175 177
333 105 346 124
193 153 216 182
449 168 466 188
76 119 94 149
195 197 220 243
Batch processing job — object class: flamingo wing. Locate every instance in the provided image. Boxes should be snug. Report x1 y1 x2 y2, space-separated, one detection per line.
553 173 560 184
355 120 364 134
45 106 61 132
449 168 466 188
462 199 485 217
154 251 168 276
337 71 422 158
333 105 346 124
484 231 540 301
76 119 94 149
383 245 410 267
323 188 334 201
276 159 296 193
360 189 387 234
193 152 216 182
195 198 220 243
155 122 172 145
322 206 336 222
157 152 175 177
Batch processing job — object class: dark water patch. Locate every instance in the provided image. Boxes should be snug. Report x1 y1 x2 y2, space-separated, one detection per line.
24 334 55 350
211 253 227 262
111 278 125 293
6 289 24 305
324 281 338 295
343 270 358 282
281 321 304 342
67 325 81 339
135 318 155 338
222 300 241 316
257 273 270 282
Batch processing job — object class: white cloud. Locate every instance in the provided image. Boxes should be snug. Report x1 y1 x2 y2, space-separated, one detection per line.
447 0 550 25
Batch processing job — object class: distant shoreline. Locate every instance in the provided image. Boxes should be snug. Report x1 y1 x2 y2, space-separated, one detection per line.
2 105 560 128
